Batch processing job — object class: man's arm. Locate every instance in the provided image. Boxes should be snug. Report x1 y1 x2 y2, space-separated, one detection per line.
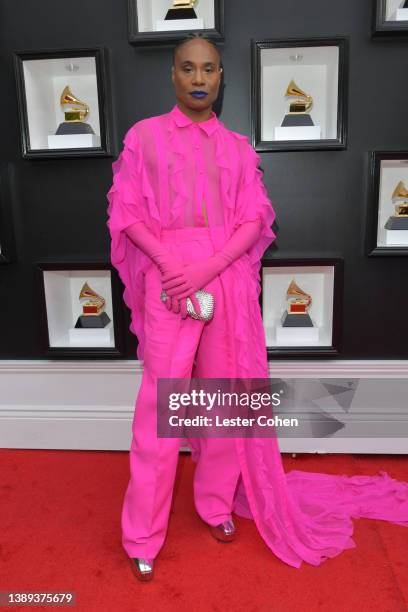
124 221 183 279
124 221 202 317
161 218 262 299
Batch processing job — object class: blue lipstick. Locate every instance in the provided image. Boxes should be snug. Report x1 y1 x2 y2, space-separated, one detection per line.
190 91 208 98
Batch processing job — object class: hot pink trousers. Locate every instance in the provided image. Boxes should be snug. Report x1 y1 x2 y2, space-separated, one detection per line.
121 226 242 559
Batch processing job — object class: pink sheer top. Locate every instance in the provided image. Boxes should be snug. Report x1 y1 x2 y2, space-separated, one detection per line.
106 104 276 363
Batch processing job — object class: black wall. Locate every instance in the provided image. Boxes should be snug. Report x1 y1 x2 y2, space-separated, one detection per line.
1 0 407 359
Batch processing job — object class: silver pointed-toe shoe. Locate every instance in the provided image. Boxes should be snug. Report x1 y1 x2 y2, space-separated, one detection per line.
130 557 154 582
209 518 236 543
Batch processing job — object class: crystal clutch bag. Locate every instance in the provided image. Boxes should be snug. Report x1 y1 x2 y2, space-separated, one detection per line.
160 289 214 322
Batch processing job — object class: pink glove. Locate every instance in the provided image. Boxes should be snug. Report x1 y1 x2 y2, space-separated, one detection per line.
164 294 201 319
164 295 183 315
124 221 183 278
124 221 186 315
162 218 262 300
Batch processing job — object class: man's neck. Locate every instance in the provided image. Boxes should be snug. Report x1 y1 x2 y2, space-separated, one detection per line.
176 101 213 123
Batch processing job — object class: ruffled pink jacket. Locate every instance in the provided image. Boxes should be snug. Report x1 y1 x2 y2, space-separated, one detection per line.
106 103 276 371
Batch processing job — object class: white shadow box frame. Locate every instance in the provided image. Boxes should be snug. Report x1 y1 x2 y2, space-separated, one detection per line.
373 0 408 36
366 151 408 256
14 48 113 159
251 37 348 152
36 262 125 357
128 0 224 45
261 258 344 357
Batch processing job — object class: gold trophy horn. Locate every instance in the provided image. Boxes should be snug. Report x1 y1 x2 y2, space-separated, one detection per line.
172 0 197 6
287 278 312 311
392 180 408 200
79 281 105 315
391 180 408 217
285 79 313 113
165 0 197 19
60 85 89 122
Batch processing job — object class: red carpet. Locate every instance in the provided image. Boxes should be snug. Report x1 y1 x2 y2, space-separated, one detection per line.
1 449 407 612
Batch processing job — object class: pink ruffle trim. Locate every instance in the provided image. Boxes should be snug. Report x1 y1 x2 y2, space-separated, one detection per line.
106 128 161 359
215 132 276 379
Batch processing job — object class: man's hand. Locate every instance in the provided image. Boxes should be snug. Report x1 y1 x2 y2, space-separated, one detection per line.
160 219 263 300
125 221 187 284
161 257 224 300
157 254 185 285
163 293 201 319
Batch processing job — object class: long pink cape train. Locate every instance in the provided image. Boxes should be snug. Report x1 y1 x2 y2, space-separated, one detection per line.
107 105 408 569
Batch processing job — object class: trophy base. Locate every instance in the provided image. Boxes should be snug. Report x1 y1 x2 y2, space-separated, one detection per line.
165 8 197 19
394 8 408 20
274 125 321 141
56 122 95 135
75 312 111 328
156 17 203 31
276 324 320 345
69 322 113 346
383 229 408 245
281 312 314 327
281 114 314 127
384 216 408 230
47 133 101 149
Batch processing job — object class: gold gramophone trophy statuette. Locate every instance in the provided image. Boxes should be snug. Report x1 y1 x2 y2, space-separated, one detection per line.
391 180 408 217
75 282 111 329
165 0 198 20
55 85 95 136
281 79 315 127
281 278 314 327
384 180 408 231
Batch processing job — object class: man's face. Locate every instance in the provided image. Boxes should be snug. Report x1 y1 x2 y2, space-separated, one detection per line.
171 39 222 113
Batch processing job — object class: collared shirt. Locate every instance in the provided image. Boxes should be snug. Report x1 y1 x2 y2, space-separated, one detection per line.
121 102 252 230
169 103 219 137
108 99 275 250
167 103 219 226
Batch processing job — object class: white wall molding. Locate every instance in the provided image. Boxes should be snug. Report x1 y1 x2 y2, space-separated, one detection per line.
1 359 407 453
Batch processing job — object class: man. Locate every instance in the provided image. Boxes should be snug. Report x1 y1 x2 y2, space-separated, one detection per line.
107 33 408 582
107 32 275 581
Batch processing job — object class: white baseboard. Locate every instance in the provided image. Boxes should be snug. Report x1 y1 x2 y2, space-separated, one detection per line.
1 360 407 453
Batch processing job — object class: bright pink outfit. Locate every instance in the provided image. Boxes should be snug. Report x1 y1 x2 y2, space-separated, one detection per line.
107 104 408 567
